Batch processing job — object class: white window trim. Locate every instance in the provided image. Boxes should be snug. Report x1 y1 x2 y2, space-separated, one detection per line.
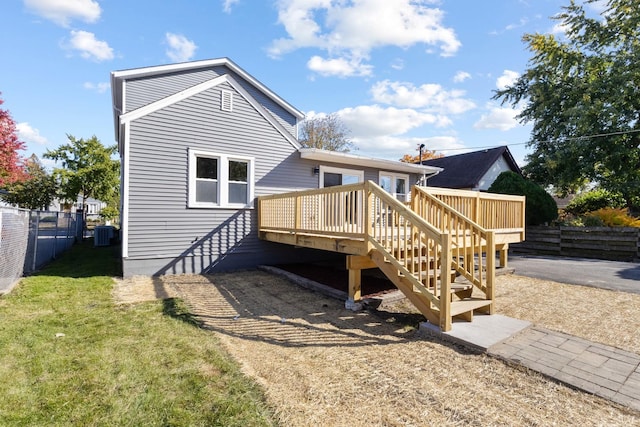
379 171 410 202
319 165 364 187
188 148 254 209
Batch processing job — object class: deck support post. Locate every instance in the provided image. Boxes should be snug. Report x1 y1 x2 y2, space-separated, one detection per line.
346 268 362 310
498 243 509 268
346 255 376 310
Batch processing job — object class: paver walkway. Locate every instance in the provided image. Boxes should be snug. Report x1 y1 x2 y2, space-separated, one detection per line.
489 327 640 412
269 265 640 414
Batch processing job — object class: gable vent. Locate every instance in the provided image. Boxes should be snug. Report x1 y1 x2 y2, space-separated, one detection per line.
221 90 233 112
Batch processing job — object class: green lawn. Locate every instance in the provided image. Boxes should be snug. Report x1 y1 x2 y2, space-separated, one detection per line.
0 242 276 426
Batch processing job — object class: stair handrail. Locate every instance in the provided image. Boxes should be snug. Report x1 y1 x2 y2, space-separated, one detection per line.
411 186 495 296
365 181 453 330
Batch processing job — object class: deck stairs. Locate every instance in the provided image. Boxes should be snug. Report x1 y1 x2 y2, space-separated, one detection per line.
258 181 523 331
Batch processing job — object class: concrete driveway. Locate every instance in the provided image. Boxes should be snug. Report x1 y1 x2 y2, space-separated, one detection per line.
508 254 640 294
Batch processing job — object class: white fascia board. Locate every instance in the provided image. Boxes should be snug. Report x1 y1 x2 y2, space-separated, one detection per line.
120 75 228 123
298 148 443 176
111 57 305 120
119 74 301 150
224 76 301 150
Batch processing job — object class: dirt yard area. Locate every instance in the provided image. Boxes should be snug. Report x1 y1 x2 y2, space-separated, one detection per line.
114 272 640 426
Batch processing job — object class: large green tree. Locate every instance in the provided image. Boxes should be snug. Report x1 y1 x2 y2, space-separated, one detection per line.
2 155 57 210
494 0 640 208
44 135 119 213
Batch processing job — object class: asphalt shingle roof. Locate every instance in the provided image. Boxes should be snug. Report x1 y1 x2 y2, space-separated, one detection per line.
422 146 521 189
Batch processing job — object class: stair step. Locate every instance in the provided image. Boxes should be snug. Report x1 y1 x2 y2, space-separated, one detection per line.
449 283 473 292
400 269 455 281
450 298 492 317
395 256 436 263
404 279 471 294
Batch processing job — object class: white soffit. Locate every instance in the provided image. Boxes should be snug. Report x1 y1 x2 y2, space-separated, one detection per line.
299 148 442 175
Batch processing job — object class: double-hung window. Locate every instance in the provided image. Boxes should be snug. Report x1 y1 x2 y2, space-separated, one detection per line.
189 149 254 208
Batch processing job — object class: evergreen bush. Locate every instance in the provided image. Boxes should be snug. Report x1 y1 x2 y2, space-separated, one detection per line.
488 171 558 226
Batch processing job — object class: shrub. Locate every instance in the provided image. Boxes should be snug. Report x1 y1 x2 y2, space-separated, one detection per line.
585 208 640 227
565 189 625 215
581 215 604 227
99 206 119 222
488 171 558 226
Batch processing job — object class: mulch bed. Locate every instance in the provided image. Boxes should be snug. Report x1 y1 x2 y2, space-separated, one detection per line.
273 262 397 298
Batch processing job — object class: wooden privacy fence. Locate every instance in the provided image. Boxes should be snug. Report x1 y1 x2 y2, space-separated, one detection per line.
511 226 640 261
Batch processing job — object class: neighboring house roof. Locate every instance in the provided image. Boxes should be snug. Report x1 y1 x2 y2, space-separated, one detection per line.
421 146 522 189
299 148 442 176
110 57 305 149
553 195 575 209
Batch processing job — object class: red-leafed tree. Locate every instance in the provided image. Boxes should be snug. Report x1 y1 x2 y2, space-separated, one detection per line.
399 146 443 163
0 94 27 187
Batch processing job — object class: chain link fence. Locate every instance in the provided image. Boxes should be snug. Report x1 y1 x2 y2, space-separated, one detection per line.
0 207 30 294
1 208 83 294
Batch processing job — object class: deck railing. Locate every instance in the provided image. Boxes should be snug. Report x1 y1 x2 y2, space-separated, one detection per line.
259 181 455 329
257 182 523 331
258 182 366 239
367 182 450 296
411 186 495 297
416 186 526 234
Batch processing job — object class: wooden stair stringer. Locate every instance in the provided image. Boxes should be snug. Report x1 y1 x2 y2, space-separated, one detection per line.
370 250 440 326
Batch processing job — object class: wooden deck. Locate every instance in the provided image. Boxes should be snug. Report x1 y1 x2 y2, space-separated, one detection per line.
257 181 525 331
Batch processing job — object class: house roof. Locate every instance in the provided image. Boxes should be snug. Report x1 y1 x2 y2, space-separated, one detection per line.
421 146 521 189
299 148 443 176
110 58 305 143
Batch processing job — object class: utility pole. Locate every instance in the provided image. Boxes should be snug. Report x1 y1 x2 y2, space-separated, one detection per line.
419 143 425 184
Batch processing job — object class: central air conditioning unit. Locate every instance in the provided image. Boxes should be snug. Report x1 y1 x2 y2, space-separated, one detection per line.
94 226 113 247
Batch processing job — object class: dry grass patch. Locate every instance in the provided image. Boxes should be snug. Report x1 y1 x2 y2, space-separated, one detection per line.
495 274 640 354
161 271 639 427
113 275 178 304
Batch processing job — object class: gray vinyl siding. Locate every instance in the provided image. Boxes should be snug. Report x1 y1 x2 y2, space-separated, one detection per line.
121 64 422 276
125 67 223 112
124 65 298 138
232 74 299 138
124 80 313 275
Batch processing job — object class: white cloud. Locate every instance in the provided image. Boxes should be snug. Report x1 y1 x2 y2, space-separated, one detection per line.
24 0 101 27
453 71 471 83
505 17 528 31
307 55 373 77
83 81 109 93
391 58 404 71
350 134 465 159
474 103 523 131
66 30 114 61
336 105 448 139
165 33 197 62
269 0 461 75
222 0 240 13
16 122 47 145
370 80 476 114
586 0 607 14
306 101 469 159
550 22 569 36
496 70 519 90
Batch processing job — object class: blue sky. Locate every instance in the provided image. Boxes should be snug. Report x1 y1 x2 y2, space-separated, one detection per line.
1 0 606 168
